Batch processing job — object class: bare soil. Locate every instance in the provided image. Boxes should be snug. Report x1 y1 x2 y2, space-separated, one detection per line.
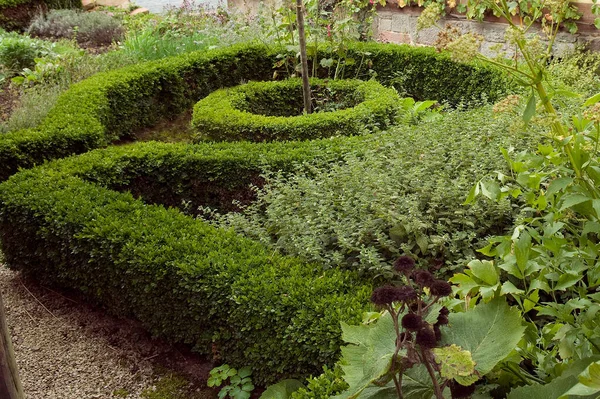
0 265 218 399
0 84 20 122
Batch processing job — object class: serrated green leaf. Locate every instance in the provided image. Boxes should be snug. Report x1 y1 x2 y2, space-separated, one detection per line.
501 281 524 295
560 194 591 211
441 298 525 376
401 365 437 399
335 313 398 399
555 273 582 291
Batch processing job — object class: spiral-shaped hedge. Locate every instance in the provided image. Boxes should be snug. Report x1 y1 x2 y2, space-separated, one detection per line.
0 42 514 384
192 78 400 142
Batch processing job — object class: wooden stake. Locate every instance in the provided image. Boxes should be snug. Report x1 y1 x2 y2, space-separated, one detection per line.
296 0 312 114
0 292 24 399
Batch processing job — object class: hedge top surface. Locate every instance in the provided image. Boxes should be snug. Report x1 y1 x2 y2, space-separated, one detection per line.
0 41 513 181
192 78 401 142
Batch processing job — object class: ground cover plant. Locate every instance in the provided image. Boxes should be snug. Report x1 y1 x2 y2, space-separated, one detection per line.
204 106 535 276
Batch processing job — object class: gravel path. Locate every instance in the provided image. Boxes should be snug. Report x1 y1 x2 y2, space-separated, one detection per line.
0 265 214 399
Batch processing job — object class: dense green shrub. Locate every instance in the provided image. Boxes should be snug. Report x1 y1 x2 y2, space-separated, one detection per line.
192 78 400 142
0 29 76 75
291 366 348 399
0 33 35 70
321 42 513 106
0 41 512 181
0 140 373 384
28 10 124 46
208 107 536 274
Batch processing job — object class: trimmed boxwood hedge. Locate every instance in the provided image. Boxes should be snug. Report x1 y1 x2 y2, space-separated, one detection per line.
191 78 400 142
0 139 374 384
0 41 513 181
0 40 515 385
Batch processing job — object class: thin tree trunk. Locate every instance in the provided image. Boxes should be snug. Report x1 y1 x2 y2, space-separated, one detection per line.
296 0 312 114
0 292 23 399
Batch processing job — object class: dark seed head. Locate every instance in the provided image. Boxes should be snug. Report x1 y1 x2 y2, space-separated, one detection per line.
436 313 449 326
440 306 450 316
394 256 415 273
449 380 476 398
433 324 442 342
415 327 437 349
370 285 405 305
430 280 453 297
412 270 435 287
397 285 418 302
401 313 423 331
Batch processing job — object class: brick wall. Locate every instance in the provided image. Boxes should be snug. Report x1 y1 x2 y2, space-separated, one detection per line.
374 3 600 55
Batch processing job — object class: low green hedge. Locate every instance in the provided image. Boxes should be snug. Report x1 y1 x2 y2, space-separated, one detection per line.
0 39 515 385
0 139 373 384
191 78 400 142
0 42 512 181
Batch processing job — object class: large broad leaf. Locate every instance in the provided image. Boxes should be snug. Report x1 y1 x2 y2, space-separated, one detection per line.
259 380 305 399
507 356 600 399
441 298 525 376
561 361 600 398
402 365 441 399
335 312 398 399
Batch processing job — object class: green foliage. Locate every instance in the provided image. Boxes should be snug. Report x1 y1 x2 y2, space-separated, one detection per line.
28 10 124 46
336 312 397 398
396 98 442 125
191 78 399 142
441 298 526 377
0 30 72 75
261 379 306 399
506 357 600 399
442 0 600 393
330 297 524 398
0 139 373 384
0 41 510 182
291 366 348 399
208 365 254 399
209 107 533 274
